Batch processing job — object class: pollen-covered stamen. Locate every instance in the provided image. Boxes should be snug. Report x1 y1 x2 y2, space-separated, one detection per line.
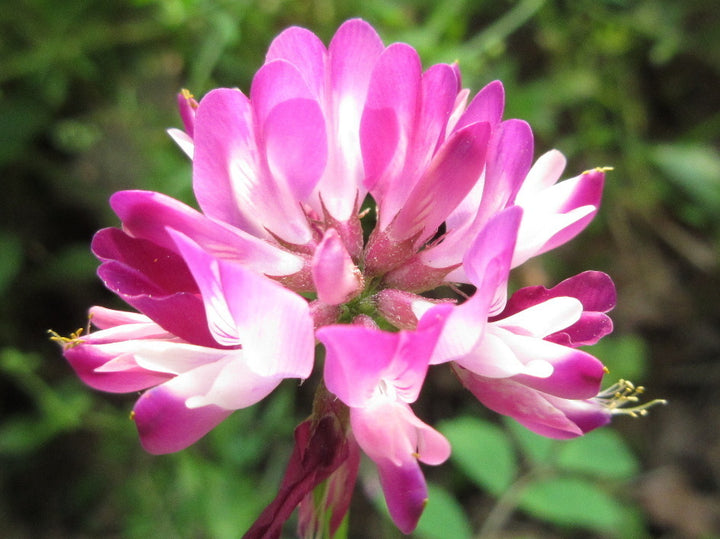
596 379 667 417
48 328 85 349
582 166 614 175
180 89 199 110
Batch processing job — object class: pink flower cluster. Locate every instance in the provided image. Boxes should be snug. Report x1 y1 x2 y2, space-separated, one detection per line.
54 19 654 535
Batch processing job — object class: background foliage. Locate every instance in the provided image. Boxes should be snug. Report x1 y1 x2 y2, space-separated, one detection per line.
2 0 719 537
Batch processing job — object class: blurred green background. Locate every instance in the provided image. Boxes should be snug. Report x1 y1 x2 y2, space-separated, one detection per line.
2 0 719 537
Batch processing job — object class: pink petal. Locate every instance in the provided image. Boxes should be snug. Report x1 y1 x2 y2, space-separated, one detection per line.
265 26 327 100
262 97 328 202
64 341 173 393
110 190 304 278
250 60 316 129
429 208 521 364
192 88 257 232
361 43 422 219
184 355 286 410
88 306 150 330
319 306 449 407
452 80 505 133
496 271 616 346
476 119 534 223
351 402 450 533
171 231 314 379
318 326 401 407
513 169 605 266
509 340 606 399
166 127 194 158
132 366 233 454
454 366 586 438
329 19 385 101
193 88 312 245
388 121 491 244
494 297 583 338
311 19 384 222
311 228 363 305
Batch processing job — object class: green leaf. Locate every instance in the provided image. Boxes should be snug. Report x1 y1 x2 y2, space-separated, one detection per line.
557 429 640 480
439 416 517 495
518 476 626 533
0 232 22 296
586 334 648 381
503 417 557 465
651 143 720 213
415 483 472 539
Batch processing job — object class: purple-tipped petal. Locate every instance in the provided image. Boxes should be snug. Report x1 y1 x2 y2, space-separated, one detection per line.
513 169 605 266
64 340 173 393
133 371 233 454
454 366 586 438
92 228 215 346
351 402 450 533
496 271 616 346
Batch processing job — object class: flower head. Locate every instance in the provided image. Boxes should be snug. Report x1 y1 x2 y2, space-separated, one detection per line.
53 18 662 535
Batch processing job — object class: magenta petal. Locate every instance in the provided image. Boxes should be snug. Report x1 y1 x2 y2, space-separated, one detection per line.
96 264 213 346
350 402 450 534
92 228 215 346
110 190 304 278
509 344 606 399
454 366 585 437
463 206 522 307
329 19 384 96
318 326 399 407
413 63 465 166
64 341 173 393
93 228 197 293
376 457 428 534
319 306 449 407
251 60 315 122
430 208 521 364
496 271 616 347
133 380 232 454
389 121 491 244
477 119 534 221
453 80 505 133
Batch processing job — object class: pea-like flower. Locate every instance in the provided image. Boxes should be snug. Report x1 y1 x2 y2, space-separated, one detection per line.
53 18 663 536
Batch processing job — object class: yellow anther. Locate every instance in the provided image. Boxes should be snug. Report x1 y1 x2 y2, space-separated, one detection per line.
181 88 199 109
48 328 85 349
603 365 610 374
597 379 666 418
129 410 136 421
582 166 614 175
